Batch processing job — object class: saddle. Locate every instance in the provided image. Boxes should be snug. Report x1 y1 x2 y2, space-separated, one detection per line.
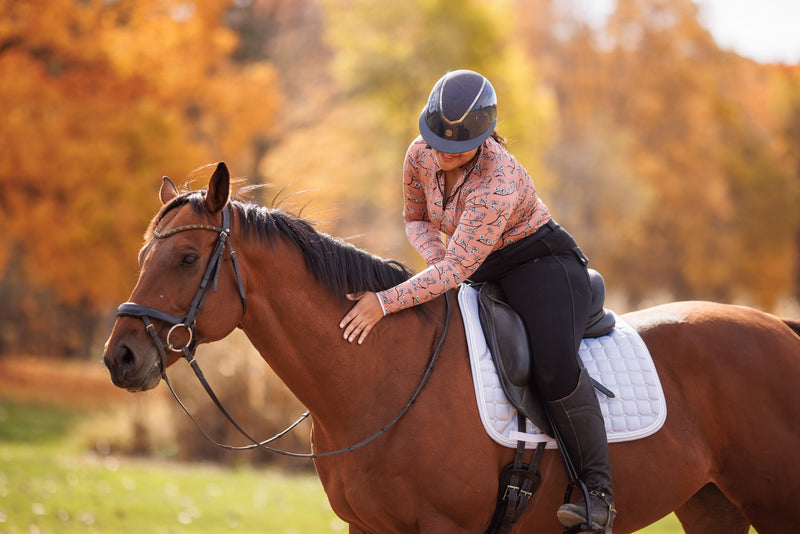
474 268 615 437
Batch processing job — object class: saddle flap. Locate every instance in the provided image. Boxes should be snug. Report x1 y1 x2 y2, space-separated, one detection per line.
476 282 554 437
477 283 529 386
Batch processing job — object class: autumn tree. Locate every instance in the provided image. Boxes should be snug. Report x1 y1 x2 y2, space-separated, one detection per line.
514 0 650 296
769 65 800 300
517 0 800 309
0 0 281 355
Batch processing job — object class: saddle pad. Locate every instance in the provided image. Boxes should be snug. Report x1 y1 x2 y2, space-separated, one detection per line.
458 284 667 449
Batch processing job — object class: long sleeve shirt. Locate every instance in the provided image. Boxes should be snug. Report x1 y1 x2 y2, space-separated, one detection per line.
377 136 551 314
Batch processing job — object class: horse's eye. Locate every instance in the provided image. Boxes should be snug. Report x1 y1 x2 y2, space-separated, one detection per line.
181 253 199 267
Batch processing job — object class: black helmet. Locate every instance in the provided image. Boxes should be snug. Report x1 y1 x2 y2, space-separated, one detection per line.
418 70 497 154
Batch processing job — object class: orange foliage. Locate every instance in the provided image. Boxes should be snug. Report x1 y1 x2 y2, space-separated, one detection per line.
0 0 281 311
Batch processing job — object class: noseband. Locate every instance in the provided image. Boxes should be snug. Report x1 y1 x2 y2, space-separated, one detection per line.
116 202 247 387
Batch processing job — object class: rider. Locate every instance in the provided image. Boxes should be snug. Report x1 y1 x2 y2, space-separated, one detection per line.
339 69 616 531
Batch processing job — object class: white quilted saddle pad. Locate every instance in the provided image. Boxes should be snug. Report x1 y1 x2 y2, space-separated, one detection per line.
458 284 667 449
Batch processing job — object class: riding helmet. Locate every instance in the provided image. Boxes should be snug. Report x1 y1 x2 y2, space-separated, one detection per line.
418 70 497 154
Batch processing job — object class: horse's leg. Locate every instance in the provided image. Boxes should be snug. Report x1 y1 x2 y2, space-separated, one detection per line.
675 483 750 534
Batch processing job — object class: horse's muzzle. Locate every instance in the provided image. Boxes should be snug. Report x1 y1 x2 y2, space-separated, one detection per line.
104 339 162 392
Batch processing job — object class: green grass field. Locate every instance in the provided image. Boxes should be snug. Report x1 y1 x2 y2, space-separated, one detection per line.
0 397 690 533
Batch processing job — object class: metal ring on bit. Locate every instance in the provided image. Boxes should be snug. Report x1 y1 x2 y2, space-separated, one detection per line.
166 323 193 352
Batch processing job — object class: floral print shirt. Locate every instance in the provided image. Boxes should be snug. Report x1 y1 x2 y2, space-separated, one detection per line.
377 136 551 314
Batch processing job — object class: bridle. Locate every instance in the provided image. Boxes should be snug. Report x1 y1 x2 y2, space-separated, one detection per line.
115 199 451 458
117 202 247 387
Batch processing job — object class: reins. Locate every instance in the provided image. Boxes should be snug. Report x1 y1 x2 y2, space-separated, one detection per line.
117 200 452 458
167 292 450 458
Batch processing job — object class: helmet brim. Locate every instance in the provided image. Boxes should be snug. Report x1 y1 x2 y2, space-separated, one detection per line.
418 108 496 154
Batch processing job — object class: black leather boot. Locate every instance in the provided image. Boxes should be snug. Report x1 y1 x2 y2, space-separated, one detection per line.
547 369 616 532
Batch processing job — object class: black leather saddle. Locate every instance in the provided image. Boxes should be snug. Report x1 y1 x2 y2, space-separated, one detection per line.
474 269 615 436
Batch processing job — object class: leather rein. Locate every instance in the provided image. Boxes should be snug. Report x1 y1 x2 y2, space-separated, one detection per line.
116 201 451 458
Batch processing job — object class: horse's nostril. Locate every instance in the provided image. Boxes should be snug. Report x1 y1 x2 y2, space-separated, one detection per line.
121 345 135 369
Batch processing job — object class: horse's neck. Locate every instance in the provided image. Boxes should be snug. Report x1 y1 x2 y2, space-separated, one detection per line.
236 241 438 429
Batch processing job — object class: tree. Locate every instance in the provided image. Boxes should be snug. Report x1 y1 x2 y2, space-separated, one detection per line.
0 0 281 355
765 64 800 302
516 0 800 309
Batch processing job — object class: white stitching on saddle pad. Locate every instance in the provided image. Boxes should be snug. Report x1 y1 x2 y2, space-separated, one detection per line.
458 284 667 449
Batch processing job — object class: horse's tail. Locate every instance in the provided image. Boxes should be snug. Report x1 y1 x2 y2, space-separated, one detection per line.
782 318 800 338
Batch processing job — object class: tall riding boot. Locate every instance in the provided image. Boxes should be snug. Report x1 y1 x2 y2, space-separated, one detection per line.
547 369 616 532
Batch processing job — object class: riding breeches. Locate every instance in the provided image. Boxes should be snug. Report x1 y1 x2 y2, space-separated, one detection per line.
469 219 592 401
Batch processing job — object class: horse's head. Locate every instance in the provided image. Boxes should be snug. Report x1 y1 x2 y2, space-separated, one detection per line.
104 162 246 391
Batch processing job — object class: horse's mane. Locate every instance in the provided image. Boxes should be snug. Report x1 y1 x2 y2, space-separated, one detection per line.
155 192 414 298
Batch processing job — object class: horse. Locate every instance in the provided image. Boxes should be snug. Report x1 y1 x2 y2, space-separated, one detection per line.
104 162 800 533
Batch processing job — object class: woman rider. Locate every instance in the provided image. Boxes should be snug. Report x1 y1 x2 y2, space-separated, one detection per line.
339 69 616 532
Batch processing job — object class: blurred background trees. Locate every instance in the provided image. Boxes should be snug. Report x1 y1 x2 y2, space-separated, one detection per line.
2 0 799 420
0 0 280 355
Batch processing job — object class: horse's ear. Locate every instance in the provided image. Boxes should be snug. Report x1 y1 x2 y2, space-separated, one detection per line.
160 176 179 204
205 162 230 214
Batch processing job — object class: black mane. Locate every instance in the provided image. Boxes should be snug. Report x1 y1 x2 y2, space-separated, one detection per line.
164 192 414 297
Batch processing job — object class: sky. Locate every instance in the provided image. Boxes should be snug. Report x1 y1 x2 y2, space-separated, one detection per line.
578 0 800 64
696 0 800 64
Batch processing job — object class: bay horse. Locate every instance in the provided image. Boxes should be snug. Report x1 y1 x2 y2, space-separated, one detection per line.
104 162 800 533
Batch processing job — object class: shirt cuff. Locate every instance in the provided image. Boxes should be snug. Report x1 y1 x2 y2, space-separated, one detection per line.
375 292 388 316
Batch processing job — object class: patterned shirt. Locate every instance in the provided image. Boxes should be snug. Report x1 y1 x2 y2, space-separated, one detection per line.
377 136 551 314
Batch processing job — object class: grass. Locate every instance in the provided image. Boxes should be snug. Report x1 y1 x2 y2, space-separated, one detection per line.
0 397 693 533
1 447 344 533
0 398 344 534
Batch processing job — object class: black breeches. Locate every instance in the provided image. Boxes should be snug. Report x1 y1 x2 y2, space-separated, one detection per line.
470 222 592 401
495 253 591 400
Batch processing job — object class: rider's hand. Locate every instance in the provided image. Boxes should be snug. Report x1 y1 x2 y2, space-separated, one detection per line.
339 292 384 344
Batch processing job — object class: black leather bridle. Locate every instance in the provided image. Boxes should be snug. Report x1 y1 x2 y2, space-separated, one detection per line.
117 202 247 385
115 199 451 458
